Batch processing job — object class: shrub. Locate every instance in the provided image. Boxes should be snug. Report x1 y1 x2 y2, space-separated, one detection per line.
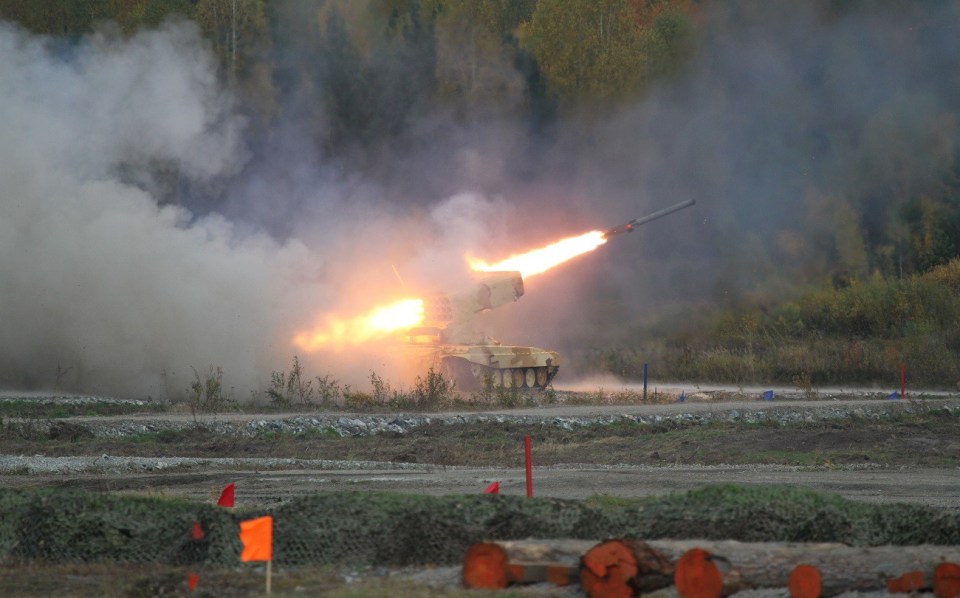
411 367 456 410
187 366 234 416
267 356 316 407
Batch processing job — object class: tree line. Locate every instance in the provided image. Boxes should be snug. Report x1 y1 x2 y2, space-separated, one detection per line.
2 0 959 284
0 1 695 131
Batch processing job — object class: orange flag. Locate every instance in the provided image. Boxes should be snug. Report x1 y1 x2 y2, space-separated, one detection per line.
239 515 273 562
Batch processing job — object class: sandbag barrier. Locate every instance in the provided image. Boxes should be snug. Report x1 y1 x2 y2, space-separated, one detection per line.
462 538 960 597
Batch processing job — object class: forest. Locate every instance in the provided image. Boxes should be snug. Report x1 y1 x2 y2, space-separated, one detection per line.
2 0 959 391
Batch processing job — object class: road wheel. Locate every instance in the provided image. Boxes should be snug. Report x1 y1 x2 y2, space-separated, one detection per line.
524 368 536 388
535 367 549 388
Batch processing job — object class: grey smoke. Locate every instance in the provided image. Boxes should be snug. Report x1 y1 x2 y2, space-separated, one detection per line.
0 18 521 397
0 21 322 397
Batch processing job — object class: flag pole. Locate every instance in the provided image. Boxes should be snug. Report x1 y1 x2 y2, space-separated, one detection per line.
266 560 272 594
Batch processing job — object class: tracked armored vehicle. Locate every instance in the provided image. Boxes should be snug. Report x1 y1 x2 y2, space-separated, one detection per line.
403 198 696 390
403 271 558 390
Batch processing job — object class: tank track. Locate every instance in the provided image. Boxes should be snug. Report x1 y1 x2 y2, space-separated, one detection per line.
442 358 558 391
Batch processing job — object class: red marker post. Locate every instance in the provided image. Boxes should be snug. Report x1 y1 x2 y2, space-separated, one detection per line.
524 435 533 498
188 522 203 592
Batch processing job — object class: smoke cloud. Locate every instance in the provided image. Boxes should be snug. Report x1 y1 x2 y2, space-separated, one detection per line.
0 21 322 397
0 17 526 396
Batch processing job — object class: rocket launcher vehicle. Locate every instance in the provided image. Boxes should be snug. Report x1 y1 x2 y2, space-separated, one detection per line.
405 199 697 391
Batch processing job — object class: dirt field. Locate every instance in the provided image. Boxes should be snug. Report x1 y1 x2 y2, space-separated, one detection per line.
2 393 960 596
3 395 959 510
4 461 958 510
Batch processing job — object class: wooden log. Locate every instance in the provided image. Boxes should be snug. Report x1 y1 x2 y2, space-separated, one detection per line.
788 564 822 598
651 540 960 597
580 538 674 598
462 539 594 589
466 538 960 596
881 564 960 598
888 570 926 594
935 562 960 598
674 547 725 598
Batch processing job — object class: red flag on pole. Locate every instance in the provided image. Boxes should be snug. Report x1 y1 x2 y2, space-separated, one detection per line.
217 482 235 507
239 515 273 562
187 573 199 591
483 481 500 494
524 435 533 498
191 521 204 540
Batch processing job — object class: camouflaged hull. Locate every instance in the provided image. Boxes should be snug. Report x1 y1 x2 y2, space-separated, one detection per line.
439 344 560 390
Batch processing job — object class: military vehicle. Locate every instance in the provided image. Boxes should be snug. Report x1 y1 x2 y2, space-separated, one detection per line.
404 270 558 390
402 199 696 391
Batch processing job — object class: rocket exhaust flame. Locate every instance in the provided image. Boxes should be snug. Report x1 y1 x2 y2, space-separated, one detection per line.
293 298 425 352
467 230 608 279
293 200 694 351
467 200 695 278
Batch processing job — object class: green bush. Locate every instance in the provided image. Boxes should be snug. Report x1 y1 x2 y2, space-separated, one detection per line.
590 258 960 387
2 486 958 567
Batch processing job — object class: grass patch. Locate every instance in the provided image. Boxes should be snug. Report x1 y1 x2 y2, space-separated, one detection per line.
0 400 167 420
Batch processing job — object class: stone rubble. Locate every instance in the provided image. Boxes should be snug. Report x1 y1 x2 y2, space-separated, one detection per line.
5 398 956 440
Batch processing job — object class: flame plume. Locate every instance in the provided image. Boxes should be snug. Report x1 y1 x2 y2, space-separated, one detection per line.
293 230 610 351
467 230 608 278
293 298 425 352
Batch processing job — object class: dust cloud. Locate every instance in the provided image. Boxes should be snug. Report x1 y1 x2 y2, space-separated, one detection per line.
0 21 320 397
0 19 515 397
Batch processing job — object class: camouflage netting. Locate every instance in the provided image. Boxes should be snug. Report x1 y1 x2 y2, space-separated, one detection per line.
1 485 958 567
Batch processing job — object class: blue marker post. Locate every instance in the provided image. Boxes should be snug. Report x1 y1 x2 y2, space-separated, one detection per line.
643 363 649 402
